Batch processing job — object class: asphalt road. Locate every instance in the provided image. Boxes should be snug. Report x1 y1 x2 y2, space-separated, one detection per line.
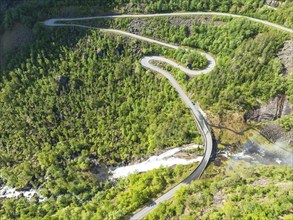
43 11 292 220
44 12 293 33
130 57 213 220
45 15 215 219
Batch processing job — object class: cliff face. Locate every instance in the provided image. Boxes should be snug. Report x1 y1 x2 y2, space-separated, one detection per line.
278 39 293 75
260 122 293 146
244 95 292 147
245 95 292 122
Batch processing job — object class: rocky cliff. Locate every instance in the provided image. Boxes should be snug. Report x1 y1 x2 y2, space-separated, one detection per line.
245 95 292 122
278 39 293 75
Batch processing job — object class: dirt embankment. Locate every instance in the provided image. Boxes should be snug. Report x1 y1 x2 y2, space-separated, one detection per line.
206 100 292 149
206 111 250 146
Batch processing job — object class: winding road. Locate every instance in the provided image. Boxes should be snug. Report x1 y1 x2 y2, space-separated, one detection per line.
43 12 292 220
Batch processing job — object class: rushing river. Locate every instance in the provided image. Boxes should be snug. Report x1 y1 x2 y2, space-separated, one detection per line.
219 139 292 167
1 138 290 201
110 144 203 179
0 144 203 200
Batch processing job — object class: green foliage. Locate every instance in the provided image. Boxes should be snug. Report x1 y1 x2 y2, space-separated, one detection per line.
173 48 209 70
101 16 290 111
0 24 200 209
0 1 292 220
0 165 195 219
145 165 293 219
278 114 293 131
1 0 293 34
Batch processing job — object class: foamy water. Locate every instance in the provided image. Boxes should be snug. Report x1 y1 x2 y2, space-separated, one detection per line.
231 140 293 166
110 144 203 179
0 186 46 201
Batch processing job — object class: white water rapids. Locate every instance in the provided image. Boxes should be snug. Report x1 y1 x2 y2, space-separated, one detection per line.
110 144 203 179
0 186 46 201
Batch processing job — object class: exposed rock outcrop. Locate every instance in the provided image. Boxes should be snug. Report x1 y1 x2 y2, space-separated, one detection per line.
266 0 279 8
245 95 292 122
127 16 225 37
128 19 150 35
277 39 293 75
260 122 293 146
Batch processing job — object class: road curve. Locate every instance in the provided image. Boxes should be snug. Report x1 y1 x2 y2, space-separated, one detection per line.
43 22 216 75
44 14 215 219
43 12 292 220
130 57 213 220
44 11 293 34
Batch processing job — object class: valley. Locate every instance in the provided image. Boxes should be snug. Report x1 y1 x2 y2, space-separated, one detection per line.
0 1 292 219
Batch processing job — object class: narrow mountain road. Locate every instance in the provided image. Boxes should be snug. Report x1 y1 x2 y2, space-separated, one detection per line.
44 16 215 219
44 12 293 33
130 57 213 220
43 12 292 220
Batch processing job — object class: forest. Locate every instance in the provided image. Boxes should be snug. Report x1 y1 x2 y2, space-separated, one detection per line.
0 0 292 219
145 164 293 220
1 0 293 34
0 22 203 218
71 15 291 112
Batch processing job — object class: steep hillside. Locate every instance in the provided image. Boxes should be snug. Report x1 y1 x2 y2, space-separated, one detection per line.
145 162 293 220
0 1 292 219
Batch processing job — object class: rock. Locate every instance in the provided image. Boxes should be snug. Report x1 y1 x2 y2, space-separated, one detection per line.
245 95 292 122
130 42 142 55
186 62 192 69
277 40 293 75
266 0 279 8
59 76 69 86
128 19 149 35
169 16 224 28
97 48 103 56
260 122 293 144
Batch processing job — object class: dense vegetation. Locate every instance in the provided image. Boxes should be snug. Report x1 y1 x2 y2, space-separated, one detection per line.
1 0 293 34
0 1 292 219
173 48 209 70
0 164 196 219
145 164 293 219
0 12 206 217
75 15 291 112
0 22 201 213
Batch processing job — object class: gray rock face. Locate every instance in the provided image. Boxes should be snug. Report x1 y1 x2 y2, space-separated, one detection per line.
128 19 149 35
260 122 293 145
245 95 292 122
277 40 293 75
266 0 279 8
